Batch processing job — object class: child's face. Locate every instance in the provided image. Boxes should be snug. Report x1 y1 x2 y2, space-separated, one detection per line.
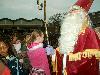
0 42 8 56
12 36 17 44
36 33 44 43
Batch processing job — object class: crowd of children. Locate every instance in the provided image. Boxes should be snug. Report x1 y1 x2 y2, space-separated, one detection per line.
0 29 55 75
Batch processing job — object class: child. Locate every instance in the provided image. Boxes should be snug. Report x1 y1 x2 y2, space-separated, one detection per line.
0 39 11 75
26 29 50 75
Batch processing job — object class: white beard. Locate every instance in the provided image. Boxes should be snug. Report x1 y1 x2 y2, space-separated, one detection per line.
59 10 86 54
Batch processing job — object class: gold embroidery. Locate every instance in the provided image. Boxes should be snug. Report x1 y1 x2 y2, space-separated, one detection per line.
63 68 67 75
68 49 100 61
56 47 62 56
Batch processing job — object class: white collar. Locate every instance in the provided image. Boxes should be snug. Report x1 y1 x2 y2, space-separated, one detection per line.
27 43 43 51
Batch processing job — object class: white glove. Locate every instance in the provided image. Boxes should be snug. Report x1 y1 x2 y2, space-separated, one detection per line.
45 45 55 55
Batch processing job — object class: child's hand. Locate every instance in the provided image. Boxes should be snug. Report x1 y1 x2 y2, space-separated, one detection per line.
19 59 23 63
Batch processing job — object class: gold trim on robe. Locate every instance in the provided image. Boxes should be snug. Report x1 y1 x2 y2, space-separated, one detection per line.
68 49 100 61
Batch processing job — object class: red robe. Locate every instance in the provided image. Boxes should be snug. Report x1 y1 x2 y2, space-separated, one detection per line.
56 50 63 75
67 27 100 75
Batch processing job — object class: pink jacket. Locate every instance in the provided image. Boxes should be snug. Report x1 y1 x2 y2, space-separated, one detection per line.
27 42 50 75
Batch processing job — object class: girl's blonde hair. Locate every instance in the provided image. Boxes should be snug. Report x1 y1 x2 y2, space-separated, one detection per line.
25 29 43 45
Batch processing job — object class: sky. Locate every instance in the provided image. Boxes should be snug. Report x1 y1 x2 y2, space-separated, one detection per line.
0 0 100 20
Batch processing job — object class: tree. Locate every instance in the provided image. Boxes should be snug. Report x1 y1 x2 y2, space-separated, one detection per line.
48 13 66 26
47 12 66 48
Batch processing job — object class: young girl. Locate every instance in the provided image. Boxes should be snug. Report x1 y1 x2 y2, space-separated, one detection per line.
26 29 50 75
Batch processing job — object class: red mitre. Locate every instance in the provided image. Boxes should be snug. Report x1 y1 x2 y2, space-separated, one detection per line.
75 0 94 12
